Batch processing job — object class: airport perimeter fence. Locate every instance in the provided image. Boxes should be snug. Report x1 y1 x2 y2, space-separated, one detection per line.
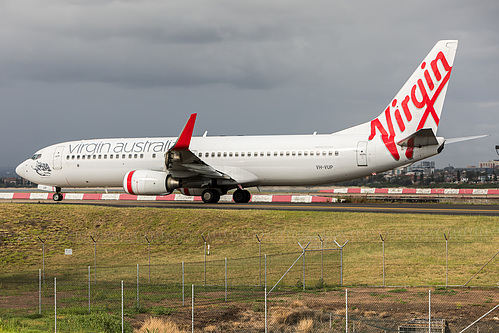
1 257 498 332
1 229 498 331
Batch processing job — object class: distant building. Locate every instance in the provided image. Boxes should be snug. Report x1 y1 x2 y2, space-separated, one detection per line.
479 160 499 169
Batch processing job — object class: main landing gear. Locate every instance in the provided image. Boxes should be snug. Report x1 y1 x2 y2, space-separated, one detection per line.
201 189 221 204
232 189 251 203
201 188 251 203
53 188 64 202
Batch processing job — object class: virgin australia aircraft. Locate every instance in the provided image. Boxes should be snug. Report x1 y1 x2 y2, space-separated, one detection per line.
16 40 478 203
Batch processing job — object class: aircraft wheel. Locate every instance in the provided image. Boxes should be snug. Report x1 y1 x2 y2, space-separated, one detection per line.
233 189 251 203
201 189 220 204
53 192 63 202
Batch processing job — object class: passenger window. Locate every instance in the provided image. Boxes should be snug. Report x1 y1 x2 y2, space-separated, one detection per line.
329 151 333 156
211 152 215 157
98 155 102 159
335 151 339 156
140 154 144 158
129 154 132 159
322 151 326 156
286 152 290 156
104 155 107 159
66 156 70 160
298 151 302 156
198 152 202 157
310 151 314 156
280 152 284 156
217 152 221 157
304 151 308 156
93 155 97 159
229 152 233 157
77 155 80 160
82 155 86 160
223 152 227 157
292 152 296 156
72 156 75 160
205 152 209 157
152 154 156 158
260 152 264 157
122 154 126 159
241 152 245 157
274 152 278 156
235 152 239 157
134 154 138 159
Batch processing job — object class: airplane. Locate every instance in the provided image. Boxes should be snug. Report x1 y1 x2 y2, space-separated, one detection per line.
16 40 481 203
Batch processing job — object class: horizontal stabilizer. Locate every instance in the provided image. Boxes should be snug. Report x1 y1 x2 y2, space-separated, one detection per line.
397 128 438 147
445 134 488 144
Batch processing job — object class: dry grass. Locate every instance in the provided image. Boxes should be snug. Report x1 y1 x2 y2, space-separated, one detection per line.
135 317 187 333
296 318 314 333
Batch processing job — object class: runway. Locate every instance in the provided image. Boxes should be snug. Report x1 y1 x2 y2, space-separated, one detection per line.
11 199 499 216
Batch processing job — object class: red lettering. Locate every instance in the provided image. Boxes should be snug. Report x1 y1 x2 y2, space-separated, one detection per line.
422 62 434 90
411 79 428 108
401 95 412 121
369 107 400 160
431 51 452 81
394 109 405 132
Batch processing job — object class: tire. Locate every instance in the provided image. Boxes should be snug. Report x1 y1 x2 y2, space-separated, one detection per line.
233 189 251 203
202 189 220 203
53 193 63 202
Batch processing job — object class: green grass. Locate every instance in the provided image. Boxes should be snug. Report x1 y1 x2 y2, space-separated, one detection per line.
1 203 498 287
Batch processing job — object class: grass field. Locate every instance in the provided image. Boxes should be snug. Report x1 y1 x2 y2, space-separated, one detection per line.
1 203 498 286
1 203 498 332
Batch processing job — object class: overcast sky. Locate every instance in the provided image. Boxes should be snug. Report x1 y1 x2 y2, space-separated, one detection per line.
1 0 498 169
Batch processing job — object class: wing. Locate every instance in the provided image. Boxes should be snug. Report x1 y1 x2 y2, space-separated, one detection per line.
166 113 236 182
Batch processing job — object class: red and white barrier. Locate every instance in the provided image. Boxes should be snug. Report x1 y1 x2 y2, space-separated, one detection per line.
0 192 334 203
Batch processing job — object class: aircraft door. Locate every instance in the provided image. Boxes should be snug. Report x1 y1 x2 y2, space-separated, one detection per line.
53 146 64 170
356 141 368 166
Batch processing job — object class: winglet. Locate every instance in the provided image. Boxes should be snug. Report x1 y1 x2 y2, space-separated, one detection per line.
171 113 197 151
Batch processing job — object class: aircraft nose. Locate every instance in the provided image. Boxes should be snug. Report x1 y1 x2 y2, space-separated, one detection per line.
16 161 27 177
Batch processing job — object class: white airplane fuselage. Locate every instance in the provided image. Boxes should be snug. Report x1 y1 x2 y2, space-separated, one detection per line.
16 128 442 189
16 40 459 203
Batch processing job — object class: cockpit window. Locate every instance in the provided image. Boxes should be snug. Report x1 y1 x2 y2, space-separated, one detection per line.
31 154 42 160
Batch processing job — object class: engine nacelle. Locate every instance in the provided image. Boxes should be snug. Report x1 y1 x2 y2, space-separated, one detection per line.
124 170 180 195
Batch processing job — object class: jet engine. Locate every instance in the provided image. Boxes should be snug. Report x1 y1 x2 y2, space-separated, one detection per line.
123 170 181 195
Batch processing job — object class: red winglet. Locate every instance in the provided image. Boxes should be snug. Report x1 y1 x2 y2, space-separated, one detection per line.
171 113 197 151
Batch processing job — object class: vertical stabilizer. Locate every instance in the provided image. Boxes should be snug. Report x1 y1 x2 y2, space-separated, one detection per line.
368 40 458 160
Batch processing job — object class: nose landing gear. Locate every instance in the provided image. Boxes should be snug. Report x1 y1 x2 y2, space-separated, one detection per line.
53 187 63 202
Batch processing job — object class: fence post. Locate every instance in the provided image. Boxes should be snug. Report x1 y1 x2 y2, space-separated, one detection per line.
54 277 57 333
225 258 227 302
182 261 185 306
38 237 45 284
145 235 151 284
334 239 349 286
345 289 348 333
191 284 194 333
256 234 263 286
90 236 97 283
201 235 207 286
298 242 310 291
444 232 449 287
88 266 91 313
429 290 431 333
380 233 387 287
265 254 267 333
38 269 41 315
136 264 139 310
318 234 324 281
121 281 124 333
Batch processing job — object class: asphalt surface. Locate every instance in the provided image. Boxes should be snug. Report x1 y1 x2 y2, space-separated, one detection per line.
7 199 499 216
